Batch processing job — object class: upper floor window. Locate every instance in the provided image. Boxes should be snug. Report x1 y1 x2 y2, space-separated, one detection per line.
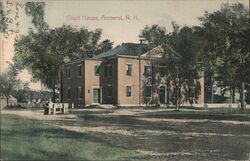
94 65 100 76
159 66 167 77
126 85 132 97
77 86 83 99
144 65 152 77
126 64 132 76
78 64 83 76
66 67 71 79
105 64 112 76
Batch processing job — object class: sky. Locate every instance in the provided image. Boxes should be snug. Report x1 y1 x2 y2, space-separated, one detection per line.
0 0 249 90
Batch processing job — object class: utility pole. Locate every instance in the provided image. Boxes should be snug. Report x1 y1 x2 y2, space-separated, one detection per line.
176 66 180 111
211 73 214 103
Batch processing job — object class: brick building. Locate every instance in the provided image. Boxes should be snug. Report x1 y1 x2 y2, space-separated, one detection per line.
60 43 204 107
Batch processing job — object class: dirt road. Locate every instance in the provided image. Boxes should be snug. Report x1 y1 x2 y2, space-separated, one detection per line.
2 108 250 161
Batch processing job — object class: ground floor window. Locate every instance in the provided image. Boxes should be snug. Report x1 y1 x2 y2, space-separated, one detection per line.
126 85 132 97
145 86 152 98
77 86 83 99
67 88 71 99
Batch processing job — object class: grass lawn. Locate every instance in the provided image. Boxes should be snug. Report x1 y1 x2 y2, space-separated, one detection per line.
140 108 250 121
1 114 149 160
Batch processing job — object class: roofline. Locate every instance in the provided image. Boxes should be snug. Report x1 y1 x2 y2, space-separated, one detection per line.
100 54 170 61
63 57 101 66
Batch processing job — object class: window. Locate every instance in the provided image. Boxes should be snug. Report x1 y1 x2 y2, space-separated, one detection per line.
145 86 152 97
78 64 83 76
189 86 195 98
77 86 83 99
105 64 112 76
94 65 100 76
159 66 167 77
107 85 112 97
144 65 152 77
66 67 71 78
126 85 132 97
67 88 71 99
126 64 132 76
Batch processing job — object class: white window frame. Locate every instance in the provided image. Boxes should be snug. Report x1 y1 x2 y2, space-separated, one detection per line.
126 64 132 76
126 85 132 98
92 86 102 105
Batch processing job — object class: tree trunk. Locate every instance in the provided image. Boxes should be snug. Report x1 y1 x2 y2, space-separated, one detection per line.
52 85 56 103
240 82 245 109
232 86 235 103
6 97 9 108
211 74 214 103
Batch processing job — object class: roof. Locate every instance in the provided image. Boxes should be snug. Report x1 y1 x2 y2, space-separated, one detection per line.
94 43 150 59
141 44 180 60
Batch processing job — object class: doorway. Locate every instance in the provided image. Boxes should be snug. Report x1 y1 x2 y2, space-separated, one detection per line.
159 86 166 104
93 88 100 104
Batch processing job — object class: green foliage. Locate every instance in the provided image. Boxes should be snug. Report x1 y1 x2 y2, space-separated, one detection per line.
139 23 202 105
0 66 20 107
94 39 114 55
198 3 249 103
139 24 168 48
0 2 7 33
14 25 104 91
14 2 112 100
1 114 147 160
25 2 49 32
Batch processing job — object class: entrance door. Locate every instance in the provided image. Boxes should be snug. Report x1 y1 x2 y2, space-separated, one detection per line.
93 88 100 103
159 86 165 104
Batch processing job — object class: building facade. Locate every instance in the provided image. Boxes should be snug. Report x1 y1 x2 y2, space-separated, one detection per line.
61 43 204 107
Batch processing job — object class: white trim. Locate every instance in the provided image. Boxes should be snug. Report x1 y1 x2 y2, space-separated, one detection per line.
92 86 101 104
126 63 133 76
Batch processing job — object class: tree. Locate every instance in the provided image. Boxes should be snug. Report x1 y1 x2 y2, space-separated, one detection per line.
0 2 7 33
0 66 20 107
14 2 112 102
25 2 49 32
198 3 249 108
139 23 202 110
139 24 168 49
14 25 105 101
94 39 113 55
